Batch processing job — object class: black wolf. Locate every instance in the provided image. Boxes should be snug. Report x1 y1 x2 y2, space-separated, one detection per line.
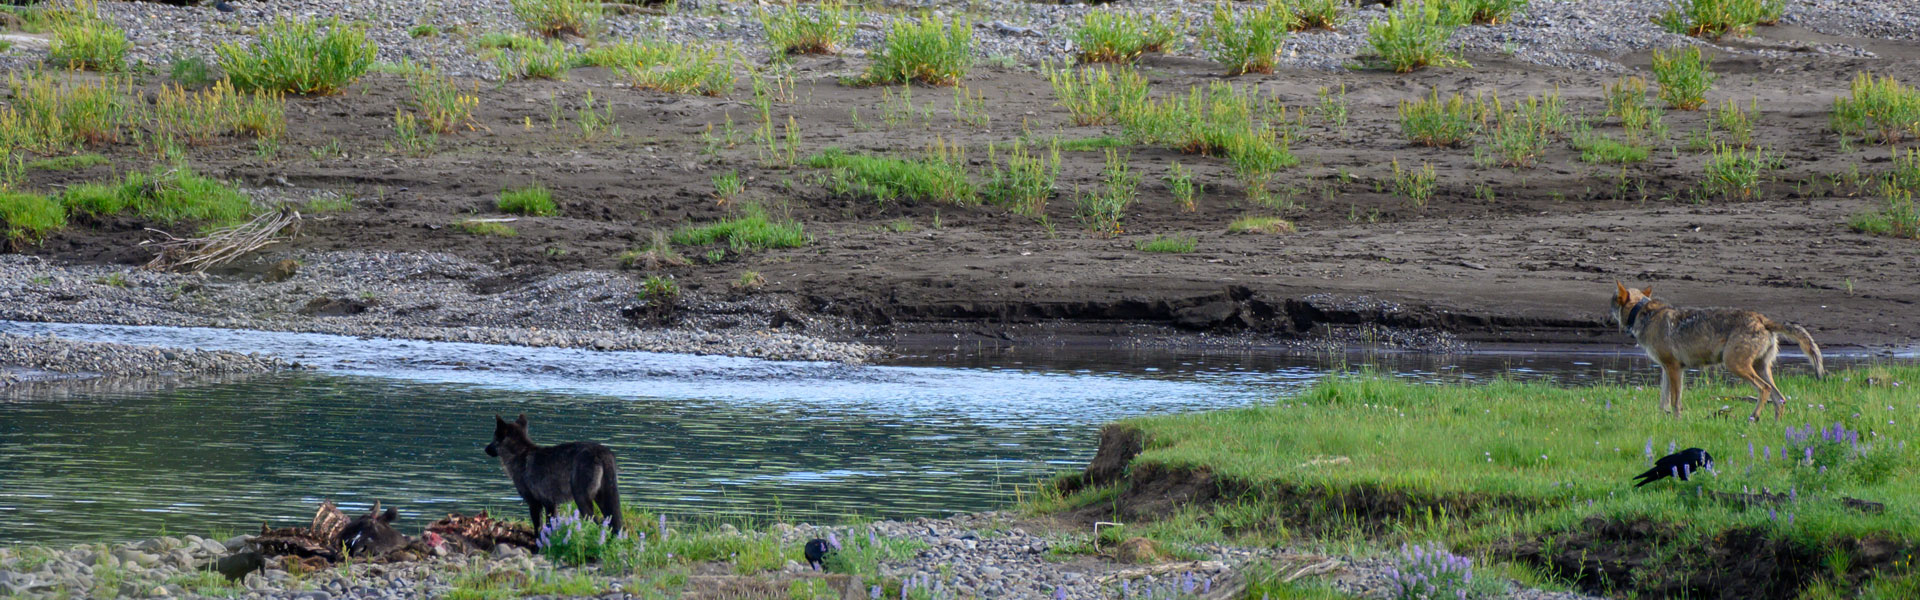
485 414 623 534
339 504 409 557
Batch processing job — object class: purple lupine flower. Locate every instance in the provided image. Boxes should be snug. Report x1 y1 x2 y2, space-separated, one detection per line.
1182 571 1196 594
1806 447 1815 462
1788 512 1795 526
1644 439 1654 461
870 529 878 547
1820 465 1828 475
1763 446 1772 461
1053 586 1066 600
1769 508 1777 521
829 532 842 551
1123 580 1131 597
871 585 881 600
1204 577 1212 593
1790 486 1797 503
1749 441 1755 459
659 514 668 540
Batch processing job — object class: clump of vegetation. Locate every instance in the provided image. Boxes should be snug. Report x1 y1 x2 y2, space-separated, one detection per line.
858 14 973 86
711 171 746 204
457 220 517 236
1605 76 1668 144
589 41 737 97
61 166 255 229
1848 183 1918 240
1398 88 1485 147
511 0 602 37
639 275 680 305
1703 142 1775 199
152 82 287 147
620 231 689 270
1650 46 1715 110
1203 0 1292 75
1135 234 1197 253
0 190 67 246
1365 0 1464 73
1166 162 1199 212
1072 10 1179 64
808 147 975 205
1831 72 1920 144
447 567 605 600
1477 92 1566 168
1713 98 1758 147
1044 64 1150 127
1076 149 1137 237
1119 81 1298 178
498 184 558 216
1228 215 1293 234
3 72 136 150
1570 127 1651 164
1443 0 1529 25
168 54 215 87
1656 0 1781 39
25 153 108 172
982 139 1060 218
1288 0 1345 30
48 4 129 72
760 1 858 56
1386 543 1504 599
402 65 479 134
670 205 809 251
216 18 377 95
1392 158 1438 207
733 270 766 290
489 38 576 80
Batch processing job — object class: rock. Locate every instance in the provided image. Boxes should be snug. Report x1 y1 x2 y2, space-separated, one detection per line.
1116 538 1160 564
491 544 527 559
223 536 254 552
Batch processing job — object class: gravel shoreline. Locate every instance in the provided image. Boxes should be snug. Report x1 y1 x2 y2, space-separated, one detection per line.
0 512 1603 600
0 253 882 364
0 332 291 386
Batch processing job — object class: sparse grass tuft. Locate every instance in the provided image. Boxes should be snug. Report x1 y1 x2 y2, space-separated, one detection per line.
4 72 137 150
25 153 108 171
1713 98 1758 147
1656 0 1782 39
808 147 975 205
49 9 129 72
1702 143 1775 199
1119 81 1298 178
983 139 1060 218
1044 64 1150 127
1166 162 1199 212
490 38 576 80
1570 129 1650 164
859 14 973 86
1606 76 1668 145
1203 0 1292 76
1392 158 1438 207
151 80 288 146
670 206 809 251
457 220 518 236
0 190 67 245
1288 0 1345 31
1650 46 1715 111
1135 234 1197 253
760 1 858 56
446 566 605 600
168 54 215 87
1072 10 1180 64
1444 0 1530 25
498 184 558 216
216 18 377 95
1365 0 1465 73
511 0 602 37
1848 183 1918 240
1398 88 1485 147
620 231 690 269
1228 215 1294 234
1075 148 1136 237
404 64 480 134
1831 72 1920 145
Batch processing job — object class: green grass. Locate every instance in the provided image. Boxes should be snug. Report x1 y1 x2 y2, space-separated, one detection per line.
60 166 253 229
1365 0 1465 73
1570 130 1650 164
761 1 858 56
4 72 137 151
152 80 288 145
640 275 680 304
1075 148 1136 237
457 220 518 236
0 190 67 245
858 14 973 86
511 0 602 37
403 64 478 134
1135 234 1197 253
982 139 1059 218
1073 10 1179 64
585 41 737 96
489 38 575 80
474 32 547 52
1398 88 1485 147
1650 46 1715 111
1656 0 1781 39
670 206 809 251
807 147 975 205
216 17 377 95
1392 158 1437 207
1703 142 1775 199
1227 215 1294 234
1167 162 1198 212
446 567 606 600
1064 366 1920 595
497 184 558 216
168 54 215 87
1848 184 1918 240
1444 0 1530 25
1289 0 1345 30
1831 72 1920 145
1203 0 1291 75
1044 64 1150 127
1714 97 1758 147
1606 76 1669 145
25 153 107 171
1118 81 1298 177
1056 135 1130 152
49 14 129 72
1478 93 1565 169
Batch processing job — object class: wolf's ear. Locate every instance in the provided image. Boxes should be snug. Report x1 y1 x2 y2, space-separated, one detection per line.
515 414 528 427
495 415 506 425
380 507 398 524
1640 286 1653 296
1615 281 1630 302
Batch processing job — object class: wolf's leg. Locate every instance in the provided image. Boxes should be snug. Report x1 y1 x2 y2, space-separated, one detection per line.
1668 366 1686 419
1727 361 1773 421
1757 356 1786 420
1657 364 1673 413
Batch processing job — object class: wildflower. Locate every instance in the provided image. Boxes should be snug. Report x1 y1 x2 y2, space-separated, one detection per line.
659 514 669 541
871 585 882 599
829 532 842 551
1054 586 1067 600
1769 508 1777 521
1788 512 1795 526
1748 441 1755 459
1204 577 1212 593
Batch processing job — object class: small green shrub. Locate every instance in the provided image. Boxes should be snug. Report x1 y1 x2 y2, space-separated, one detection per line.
1366 0 1464 73
151 80 287 145
1444 0 1529 25
1076 149 1136 237
1119 81 1296 175
168 54 215 87
1289 0 1344 30
1203 0 1291 75
511 0 602 37
670 206 809 251
860 14 973 86
1398 88 1484 147
216 18 377 95
49 16 129 72
761 2 858 56
1392 158 1437 207
640 275 680 304
1713 98 1757 146
1703 143 1774 199
1228 215 1293 234
610 42 737 97
490 39 576 80
498 184 558 216
60 166 254 228
1044 64 1150 127
1848 184 1918 240
712 171 746 203
1606 76 1668 144
1166 162 1199 212
1655 0 1781 39
1135 234 1196 253
0 191 67 245
457 220 517 236
1650 46 1715 111
4 72 136 150
1072 10 1179 64
1831 73 1920 144
408 24 441 38
807 147 974 205
983 139 1060 218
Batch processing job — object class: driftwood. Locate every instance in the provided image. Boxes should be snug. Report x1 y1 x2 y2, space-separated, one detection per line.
426 510 539 551
143 207 301 272
1097 560 1227 584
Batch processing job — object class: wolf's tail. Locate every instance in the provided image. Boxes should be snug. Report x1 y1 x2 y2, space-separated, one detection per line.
1766 320 1825 378
599 463 624 535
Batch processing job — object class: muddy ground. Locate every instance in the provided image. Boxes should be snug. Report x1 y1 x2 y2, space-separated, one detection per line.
11 23 1920 356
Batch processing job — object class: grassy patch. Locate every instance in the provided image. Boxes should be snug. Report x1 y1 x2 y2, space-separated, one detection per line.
25 153 107 171
1703 142 1776 199
403 64 479 134
0 190 67 245
446 565 606 600
858 14 973 86
1570 130 1650 164
168 54 215 87
1228 215 1293 234
982 139 1059 218
1392 158 1438 207
761 1 858 56
1073 10 1179 64
1166 162 1198 212
152 80 288 145
1848 184 1918 240
1365 0 1464 73
48 8 129 72
511 0 602 37
1203 0 1291 75
1651 46 1715 111
60 166 254 229
3 72 137 151
670 206 808 251
1831 72 1920 145
1713 97 1758 147
216 17 377 95
1118 81 1299 178
489 38 575 80
584 41 737 97
808 147 975 205
1075 148 1136 237
1135 234 1197 253
456 220 518 236
1044 64 1150 127
1289 0 1345 31
1445 0 1530 25
1656 0 1781 39
497 184 558 216
1083 366 1920 594
1398 88 1485 148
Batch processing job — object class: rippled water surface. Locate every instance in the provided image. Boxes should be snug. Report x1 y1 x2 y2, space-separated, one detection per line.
0 321 1864 545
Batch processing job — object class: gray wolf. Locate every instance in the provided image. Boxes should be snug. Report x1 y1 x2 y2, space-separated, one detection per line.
1610 282 1824 420
485 414 623 534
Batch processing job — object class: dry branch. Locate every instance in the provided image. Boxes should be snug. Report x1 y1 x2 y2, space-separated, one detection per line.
142 207 301 272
